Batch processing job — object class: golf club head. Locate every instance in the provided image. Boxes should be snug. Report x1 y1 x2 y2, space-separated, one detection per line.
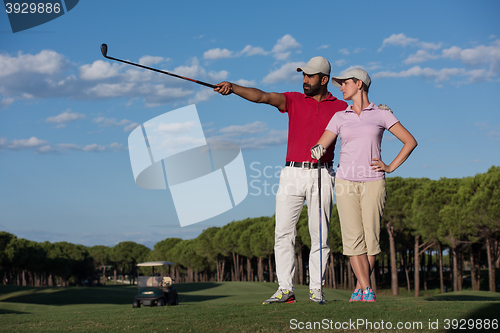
100 44 108 57
319 300 326 305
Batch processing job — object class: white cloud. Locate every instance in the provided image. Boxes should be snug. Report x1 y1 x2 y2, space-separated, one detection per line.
375 36 500 84
208 128 288 150
379 33 419 51
109 143 126 151
150 121 197 134
46 109 86 126
404 50 439 64
86 82 136 98
219 121 268 135
475 122 489 129
262 62 305 84
79 60 122 80
56 143 81 150
233 129 288 149
9 137 48 149
173 57 206 78
139 56 167 66
93 117 132 127
82 144 107 152
203 44 268 61
56 142 125 153
339 48 350 55
442 40 500 73
374 66 465 82
488 130 500 139
0 50 66 77
37 145 56 153
203 48 233 60
239 45 268 56
379 33 442 52
122 68 160 83
366 62 382 71
234 79 256 86
0 97 15 107
143 86 193 107
206 120 287 150
188 89 214 104
0 137 127 154
0 48 276 107
0 51 205 107
272 34 301 60
420 42 442 50
0 137 59 154
335 60 346 67
124 123 141 132
207 70 229 81
272 34 301 53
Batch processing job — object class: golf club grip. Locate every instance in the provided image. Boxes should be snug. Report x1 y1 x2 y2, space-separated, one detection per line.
105 55 216 89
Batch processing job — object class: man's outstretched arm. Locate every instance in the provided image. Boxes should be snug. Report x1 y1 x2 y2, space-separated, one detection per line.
215 82 286 111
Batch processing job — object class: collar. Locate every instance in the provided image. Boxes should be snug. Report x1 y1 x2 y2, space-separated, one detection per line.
344 102 376 113
303 91 337 102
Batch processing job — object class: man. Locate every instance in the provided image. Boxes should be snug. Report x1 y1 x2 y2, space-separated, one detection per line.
215 57 347 303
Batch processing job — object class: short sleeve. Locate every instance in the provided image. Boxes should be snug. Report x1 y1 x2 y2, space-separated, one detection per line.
325 113 341 134
381 109 399 129
281 92 294 114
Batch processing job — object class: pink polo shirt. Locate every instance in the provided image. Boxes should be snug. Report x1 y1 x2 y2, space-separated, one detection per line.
325 103 399 182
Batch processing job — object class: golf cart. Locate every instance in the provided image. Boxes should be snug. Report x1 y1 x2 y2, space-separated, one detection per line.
133 261 178 308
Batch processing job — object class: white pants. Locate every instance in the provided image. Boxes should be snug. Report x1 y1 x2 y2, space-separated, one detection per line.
274 166 335 291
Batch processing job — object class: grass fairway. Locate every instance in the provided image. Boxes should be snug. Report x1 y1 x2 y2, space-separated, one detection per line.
0 283 499 332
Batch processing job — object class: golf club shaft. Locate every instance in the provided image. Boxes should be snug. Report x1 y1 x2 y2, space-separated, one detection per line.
318 160 324 303
101 44 216 89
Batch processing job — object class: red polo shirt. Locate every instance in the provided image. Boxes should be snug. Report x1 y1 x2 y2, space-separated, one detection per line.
282 91 347 163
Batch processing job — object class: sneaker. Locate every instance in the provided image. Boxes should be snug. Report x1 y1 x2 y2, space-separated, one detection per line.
349 288 363 302
309 289 325 303
262 288 296 304
362 287 376 302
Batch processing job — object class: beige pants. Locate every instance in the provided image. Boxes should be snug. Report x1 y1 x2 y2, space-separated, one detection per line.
334 178 386 256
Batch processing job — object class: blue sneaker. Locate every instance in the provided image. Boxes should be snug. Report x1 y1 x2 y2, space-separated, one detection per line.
362 287 376 302
349 288 362 302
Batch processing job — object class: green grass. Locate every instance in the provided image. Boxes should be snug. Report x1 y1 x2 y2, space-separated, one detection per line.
0 283 499 332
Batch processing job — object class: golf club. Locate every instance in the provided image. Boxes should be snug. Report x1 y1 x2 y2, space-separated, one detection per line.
100 44 217 89
318 160 325 305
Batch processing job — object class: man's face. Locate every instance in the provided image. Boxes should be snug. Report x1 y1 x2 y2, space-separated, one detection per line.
302 73 323 96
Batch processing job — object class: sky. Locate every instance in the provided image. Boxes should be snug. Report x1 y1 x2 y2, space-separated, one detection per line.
1 0 499 249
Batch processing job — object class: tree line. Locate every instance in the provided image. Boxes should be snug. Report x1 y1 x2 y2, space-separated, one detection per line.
1 166 498 295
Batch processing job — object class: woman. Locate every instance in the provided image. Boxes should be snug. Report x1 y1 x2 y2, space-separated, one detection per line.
310 68 417 302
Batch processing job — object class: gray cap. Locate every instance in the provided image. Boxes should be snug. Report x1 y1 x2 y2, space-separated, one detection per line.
297 57 331 76
331 68 371 88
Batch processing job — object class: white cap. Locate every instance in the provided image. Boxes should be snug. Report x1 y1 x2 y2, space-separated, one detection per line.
297 57 331 76
331 68 371 88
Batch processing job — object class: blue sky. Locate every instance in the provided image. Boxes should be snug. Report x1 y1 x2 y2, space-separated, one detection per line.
1 0 499 249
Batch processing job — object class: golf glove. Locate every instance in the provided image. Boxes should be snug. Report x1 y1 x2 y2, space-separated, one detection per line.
378 104 393 113
311 144 326 160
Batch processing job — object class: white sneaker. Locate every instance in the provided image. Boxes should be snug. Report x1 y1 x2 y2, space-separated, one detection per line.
262 288 296 304
309 289 325 303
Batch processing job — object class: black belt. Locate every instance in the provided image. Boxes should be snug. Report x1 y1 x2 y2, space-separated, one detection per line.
285 161 332 169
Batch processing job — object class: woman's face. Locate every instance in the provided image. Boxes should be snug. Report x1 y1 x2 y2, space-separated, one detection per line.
340 78 358 100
